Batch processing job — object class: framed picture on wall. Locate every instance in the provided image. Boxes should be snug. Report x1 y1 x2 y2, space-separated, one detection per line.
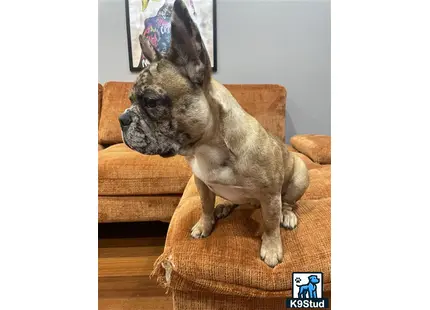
125 0 217 72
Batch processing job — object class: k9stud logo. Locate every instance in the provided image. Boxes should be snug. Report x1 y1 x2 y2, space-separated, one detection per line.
286 272 329 308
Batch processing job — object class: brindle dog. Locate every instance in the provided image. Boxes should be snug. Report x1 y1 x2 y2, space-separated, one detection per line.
120 0 309 267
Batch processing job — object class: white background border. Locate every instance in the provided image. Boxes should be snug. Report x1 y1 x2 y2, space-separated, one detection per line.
332 0 430 308
0 0 97 309
0 0 429 309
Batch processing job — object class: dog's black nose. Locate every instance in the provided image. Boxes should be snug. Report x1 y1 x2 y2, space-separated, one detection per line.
119 112 132 127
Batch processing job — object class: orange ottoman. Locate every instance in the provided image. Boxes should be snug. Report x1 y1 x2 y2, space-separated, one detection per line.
152 165 331 309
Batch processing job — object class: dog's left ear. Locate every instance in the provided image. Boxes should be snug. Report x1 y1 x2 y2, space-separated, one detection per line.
139 34 162 63
167 0 211 88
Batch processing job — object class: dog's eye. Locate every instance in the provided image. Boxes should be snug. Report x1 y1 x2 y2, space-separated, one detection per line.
135 94 145 102
145 98 158 108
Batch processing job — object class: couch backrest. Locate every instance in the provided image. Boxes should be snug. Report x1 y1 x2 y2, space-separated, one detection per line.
98 81 286 145
99 82 134 145
223 84 286 141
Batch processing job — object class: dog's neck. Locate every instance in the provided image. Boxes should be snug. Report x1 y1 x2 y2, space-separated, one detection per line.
179 78 257 159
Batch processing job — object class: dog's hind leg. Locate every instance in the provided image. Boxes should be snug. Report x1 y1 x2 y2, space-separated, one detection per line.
281 154 309 229
281 200 298 229
214 202 238 220
281 183 307 229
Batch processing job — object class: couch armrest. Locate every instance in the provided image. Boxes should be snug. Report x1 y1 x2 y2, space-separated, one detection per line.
290 134 331 164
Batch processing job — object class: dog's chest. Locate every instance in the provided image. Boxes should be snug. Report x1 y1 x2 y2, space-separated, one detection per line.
188 149 254 204
205 183 255 204
188 150 234 185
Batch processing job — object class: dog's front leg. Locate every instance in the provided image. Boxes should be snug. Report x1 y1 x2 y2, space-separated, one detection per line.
191 176 216 238
260 194 283 267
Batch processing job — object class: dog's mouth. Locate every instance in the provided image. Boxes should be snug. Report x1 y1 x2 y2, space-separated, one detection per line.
124 142 176 157
122 129 177 158
159 149 176 158
119 112 179 158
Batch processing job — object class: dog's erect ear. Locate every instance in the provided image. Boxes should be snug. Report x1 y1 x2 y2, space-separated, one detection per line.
139 34 162 63
167 0 211 87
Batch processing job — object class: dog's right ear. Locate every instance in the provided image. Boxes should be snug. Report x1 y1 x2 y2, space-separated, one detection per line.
167 0 211 88
139 34 162 63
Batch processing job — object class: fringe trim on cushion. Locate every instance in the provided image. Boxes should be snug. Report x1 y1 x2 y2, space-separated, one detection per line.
151 251 175 293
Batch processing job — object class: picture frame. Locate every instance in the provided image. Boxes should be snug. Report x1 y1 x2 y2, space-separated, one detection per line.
125 0 217 72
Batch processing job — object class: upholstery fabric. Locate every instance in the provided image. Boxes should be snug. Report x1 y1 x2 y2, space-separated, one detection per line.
172 290 331 310
98 195 181 223
290 134 331 164
97 82 286 145
98 143 192 195
152 166 331 298
172 291 289 310
98 82 134 145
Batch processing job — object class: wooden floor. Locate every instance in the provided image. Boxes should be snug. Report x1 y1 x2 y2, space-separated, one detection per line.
98 222 173 310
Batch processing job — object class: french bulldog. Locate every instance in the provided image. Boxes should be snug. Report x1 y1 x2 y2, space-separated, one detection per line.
119 0 309 267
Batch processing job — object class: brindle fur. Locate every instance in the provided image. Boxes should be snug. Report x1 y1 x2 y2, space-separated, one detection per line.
120 0 309 267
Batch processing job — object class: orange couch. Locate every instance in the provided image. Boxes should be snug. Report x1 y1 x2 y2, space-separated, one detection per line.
98 82 291 223
98 81 331 308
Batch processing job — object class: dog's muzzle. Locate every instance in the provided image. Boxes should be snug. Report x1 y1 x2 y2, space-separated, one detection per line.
118 110 178 157
119 111 133 129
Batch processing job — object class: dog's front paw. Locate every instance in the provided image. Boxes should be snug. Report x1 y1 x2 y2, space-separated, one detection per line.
191 217 215 239
281 209 298 230
260 233 283 268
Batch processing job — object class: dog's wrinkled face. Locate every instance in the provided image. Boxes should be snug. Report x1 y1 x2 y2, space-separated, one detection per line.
120 0 212 157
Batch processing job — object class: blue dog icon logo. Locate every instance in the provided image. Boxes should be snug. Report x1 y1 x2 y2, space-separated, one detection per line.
296 275 320 298
287 272 328 308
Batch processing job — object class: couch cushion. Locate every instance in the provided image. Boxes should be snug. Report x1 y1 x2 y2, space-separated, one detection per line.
98 195 181 223
98 143 192 195
152 171 331 298
172 290 331 310
172 290 308 310
98 82 134 145
290 134 331 164
98 82 286 145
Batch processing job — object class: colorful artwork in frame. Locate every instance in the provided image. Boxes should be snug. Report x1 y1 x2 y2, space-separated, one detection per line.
125 0 217 72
